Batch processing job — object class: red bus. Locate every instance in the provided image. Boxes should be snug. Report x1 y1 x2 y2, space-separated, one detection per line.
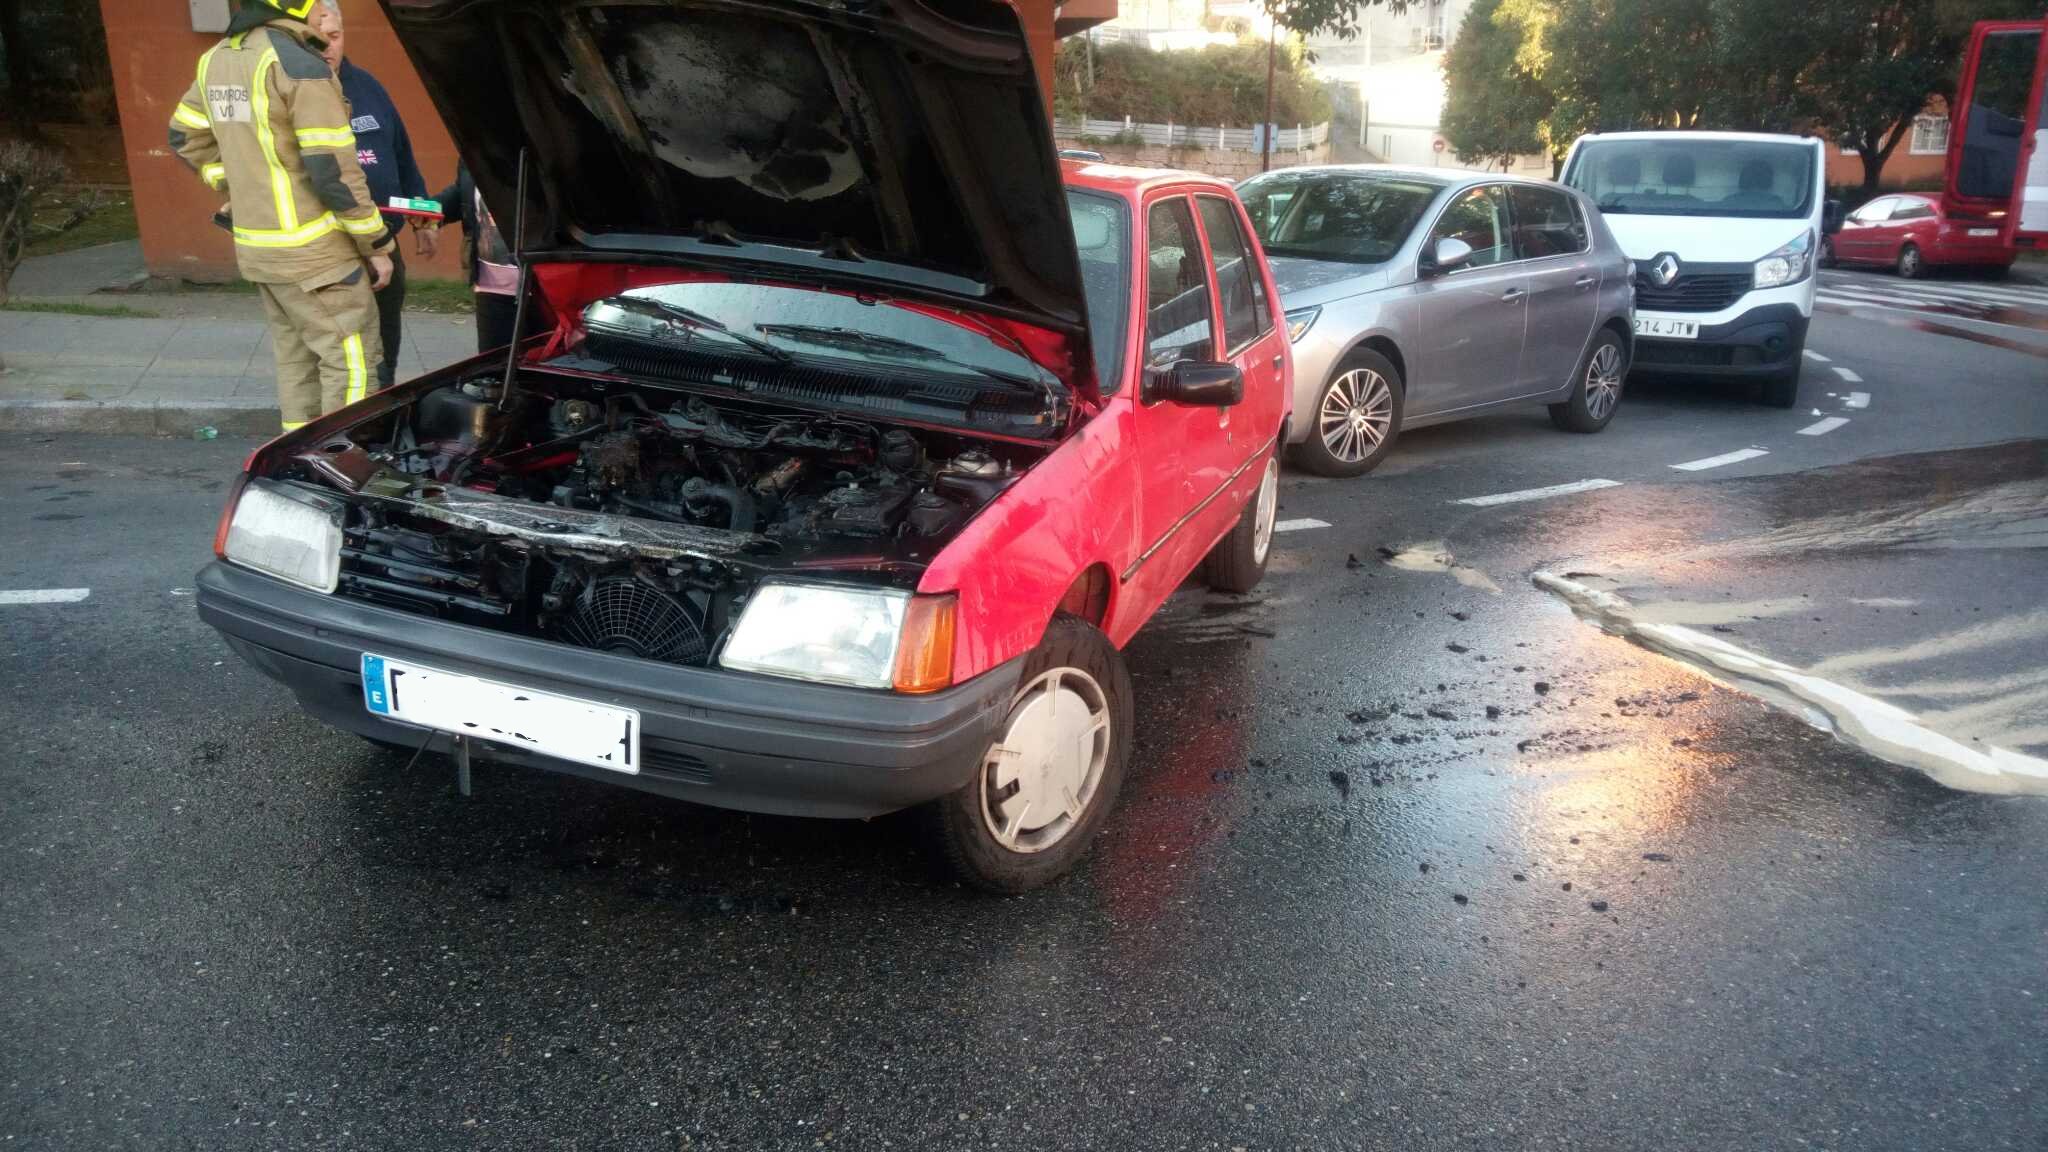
1945 17 2048 250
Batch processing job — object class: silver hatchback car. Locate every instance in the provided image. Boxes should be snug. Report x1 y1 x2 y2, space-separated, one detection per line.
1235 166 1635 476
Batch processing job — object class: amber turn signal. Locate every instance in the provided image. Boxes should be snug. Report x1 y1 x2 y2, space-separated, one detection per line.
892 593 957 694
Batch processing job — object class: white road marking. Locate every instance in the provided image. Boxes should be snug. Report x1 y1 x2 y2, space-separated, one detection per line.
1534 571 2048 796
1802 349 1832 363
1831 366 1862 383
1452 478 1622 507
1272 518 1330 533
0 588 91 605
1799 417 1850 436
1843 391 1870 409
1671 448 1769 472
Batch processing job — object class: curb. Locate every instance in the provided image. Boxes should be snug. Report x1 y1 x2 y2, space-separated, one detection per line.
0 397 279 438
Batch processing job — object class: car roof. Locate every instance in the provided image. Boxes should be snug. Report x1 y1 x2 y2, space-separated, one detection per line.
1573 130 1821 146
1233 164 1573 194
1060 159 1238 199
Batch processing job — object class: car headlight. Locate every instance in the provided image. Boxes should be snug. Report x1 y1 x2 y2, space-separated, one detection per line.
1753 230 1814 290
221 478 344 593
1285 306 1320 343
720 583 956 692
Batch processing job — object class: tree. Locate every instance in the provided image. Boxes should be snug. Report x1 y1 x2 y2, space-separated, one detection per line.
1441 0 1552 169
1257 1 1411 170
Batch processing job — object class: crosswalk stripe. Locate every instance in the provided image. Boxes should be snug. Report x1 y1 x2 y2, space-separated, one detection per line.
1822 276 2048 309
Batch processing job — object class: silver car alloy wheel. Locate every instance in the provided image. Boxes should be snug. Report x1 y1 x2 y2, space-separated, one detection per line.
1318 368 1394 463
1250 455 1279 565
978 667 1111 854
1584 343 1623 421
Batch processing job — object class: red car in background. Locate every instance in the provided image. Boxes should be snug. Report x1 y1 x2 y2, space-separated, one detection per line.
1821 193 2018 278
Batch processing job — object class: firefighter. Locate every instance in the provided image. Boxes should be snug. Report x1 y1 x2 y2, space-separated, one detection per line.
167 0 395 432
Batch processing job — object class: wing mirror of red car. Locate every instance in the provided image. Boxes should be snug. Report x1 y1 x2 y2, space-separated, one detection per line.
1144 361 1243 407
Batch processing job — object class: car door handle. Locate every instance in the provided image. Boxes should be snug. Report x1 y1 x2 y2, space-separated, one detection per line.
1270 355 1284 370
1573 275 1597 289
1501 287 1526 303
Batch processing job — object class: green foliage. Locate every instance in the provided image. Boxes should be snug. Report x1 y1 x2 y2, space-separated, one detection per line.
1054 39 1334 127
1441 0 1553 169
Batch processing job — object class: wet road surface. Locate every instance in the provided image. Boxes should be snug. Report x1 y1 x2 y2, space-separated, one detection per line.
4 296 2047 1149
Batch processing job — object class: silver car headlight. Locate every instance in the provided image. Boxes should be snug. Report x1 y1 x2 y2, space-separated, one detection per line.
1285 306 1321 343
720 582 910 689
1753 230 1814 290
222 478 344 593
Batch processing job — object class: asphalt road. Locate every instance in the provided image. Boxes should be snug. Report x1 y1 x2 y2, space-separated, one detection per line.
4 282 2046 1150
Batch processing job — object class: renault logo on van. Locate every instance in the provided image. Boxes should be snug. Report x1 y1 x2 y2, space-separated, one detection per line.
1647 253 1681 287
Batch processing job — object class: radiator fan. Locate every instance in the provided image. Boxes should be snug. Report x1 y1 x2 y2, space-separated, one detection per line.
557 578 707 665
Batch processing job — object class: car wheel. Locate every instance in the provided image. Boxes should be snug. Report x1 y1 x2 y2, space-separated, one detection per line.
1548 329 1626 433
1896 242 1925 279
1981 263 2010 281
923 614 1133 894
1289 351 1403 478
1760 350 1801 408
1819 236 1837 268
1204 452 1278 594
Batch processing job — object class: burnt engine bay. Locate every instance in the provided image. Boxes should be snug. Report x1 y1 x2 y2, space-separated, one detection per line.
282 371 1039 667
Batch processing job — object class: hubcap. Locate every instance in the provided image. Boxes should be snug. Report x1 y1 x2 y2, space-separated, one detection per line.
1901 248 1919 274
1250 456 1279 565
979 667 1111 855
1584 343 1623 421
1318 368 1394 463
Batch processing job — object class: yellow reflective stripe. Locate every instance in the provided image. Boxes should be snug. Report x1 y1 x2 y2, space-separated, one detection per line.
278 0 317 18
173 103 211 130
201 163 226 190
293 128 355 149
249 48 295 231
281 420 310 432
233 212 338 248
195 45 219 104
336 213 385 236
343 333 367 405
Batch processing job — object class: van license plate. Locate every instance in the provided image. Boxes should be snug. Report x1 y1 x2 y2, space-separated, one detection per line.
360 654 640 774
1634 317 1698 340
1968 227 1999 237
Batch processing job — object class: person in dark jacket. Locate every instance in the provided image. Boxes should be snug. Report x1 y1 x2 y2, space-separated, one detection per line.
433 163 523 354
310 0 434 391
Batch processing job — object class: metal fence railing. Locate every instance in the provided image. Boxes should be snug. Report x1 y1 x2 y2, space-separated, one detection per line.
1055 118 1331 153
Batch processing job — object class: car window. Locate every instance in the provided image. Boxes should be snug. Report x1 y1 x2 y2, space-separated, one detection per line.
1892 200 1935 221
1852 197 1896 223
1563 138 1816 219
1145 197 1216 368
1236 170 1440 264
1196 195 1270 352
1067 190 1129 391
1428 185 1512 268
1508 184 1587 259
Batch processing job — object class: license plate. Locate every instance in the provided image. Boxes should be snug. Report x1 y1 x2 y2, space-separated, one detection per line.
361 654 640 774
1968 227 1999 237
1634 316 1698 340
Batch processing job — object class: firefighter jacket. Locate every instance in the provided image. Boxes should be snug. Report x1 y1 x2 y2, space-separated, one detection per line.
168 16 393 284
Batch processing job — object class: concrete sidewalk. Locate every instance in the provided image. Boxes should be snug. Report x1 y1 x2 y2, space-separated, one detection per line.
3 244 477 436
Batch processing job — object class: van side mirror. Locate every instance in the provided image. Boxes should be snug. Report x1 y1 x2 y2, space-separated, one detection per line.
1823 198 1845 235
1423 237 1474 275
1144 361 1243 407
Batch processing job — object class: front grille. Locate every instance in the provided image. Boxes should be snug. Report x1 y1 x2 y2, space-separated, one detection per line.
1634 272 1750 313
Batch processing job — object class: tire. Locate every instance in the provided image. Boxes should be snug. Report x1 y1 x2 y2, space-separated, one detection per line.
1819 236 1837 268
1288 350 1403 478
1981 263 2010 281
1760 362 1800 408
923 615 1134 894
1203 452 1278 593
1896 242 1925 279
1548 329 1626 433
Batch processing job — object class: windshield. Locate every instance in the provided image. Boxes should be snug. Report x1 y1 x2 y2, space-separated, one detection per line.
1067 189 1130 390
1235 171 1442 263
1564 139 1817 219
592 281 1063 392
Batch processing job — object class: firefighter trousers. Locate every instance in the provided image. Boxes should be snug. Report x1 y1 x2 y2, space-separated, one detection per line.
256 265 382 431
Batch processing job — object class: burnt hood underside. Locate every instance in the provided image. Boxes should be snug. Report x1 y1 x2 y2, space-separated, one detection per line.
382 0 1088 342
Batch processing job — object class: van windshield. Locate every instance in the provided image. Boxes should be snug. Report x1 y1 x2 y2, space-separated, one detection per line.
1564 139 1816 220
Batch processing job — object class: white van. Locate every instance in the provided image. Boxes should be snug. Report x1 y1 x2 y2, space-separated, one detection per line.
1560 131 1836 408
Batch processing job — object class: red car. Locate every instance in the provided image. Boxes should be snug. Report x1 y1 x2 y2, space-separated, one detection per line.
196 0 1290 892
1821 193 2016 278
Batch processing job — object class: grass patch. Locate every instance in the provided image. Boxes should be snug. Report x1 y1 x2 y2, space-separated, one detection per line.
2 299 159 318
403 277 477 314
24 193 140 258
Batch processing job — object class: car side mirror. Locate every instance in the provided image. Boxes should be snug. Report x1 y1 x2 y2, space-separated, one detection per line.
1823 198 1845 235
1144 361 1243 407
1424 237 1473 275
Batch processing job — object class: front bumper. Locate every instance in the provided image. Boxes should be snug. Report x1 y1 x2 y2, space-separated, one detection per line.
1631 302 1810 379
197 561 1021 818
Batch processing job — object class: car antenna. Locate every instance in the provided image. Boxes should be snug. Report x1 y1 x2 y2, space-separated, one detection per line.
498 147 532 413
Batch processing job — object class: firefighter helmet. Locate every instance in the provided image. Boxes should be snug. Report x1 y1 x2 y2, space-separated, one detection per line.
246 0 320 19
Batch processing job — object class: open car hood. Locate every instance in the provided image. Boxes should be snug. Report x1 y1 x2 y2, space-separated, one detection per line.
381 0 1090 366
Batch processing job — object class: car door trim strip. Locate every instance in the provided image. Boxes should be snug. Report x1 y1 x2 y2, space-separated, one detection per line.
1121 433 1279 584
